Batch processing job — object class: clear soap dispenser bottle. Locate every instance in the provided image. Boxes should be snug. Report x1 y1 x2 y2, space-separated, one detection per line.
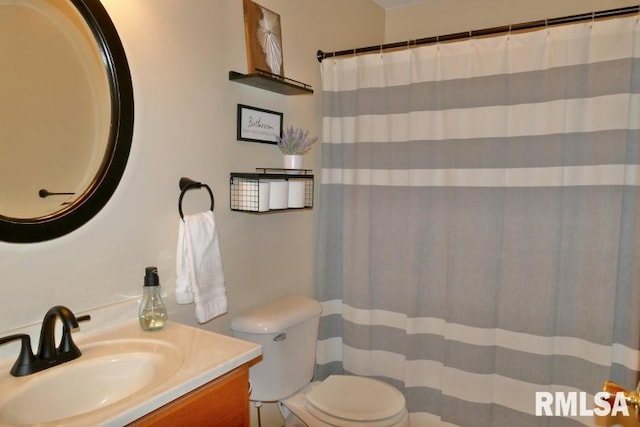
139 266 167 331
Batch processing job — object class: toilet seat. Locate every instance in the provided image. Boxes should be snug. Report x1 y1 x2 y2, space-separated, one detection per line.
285 375 408 427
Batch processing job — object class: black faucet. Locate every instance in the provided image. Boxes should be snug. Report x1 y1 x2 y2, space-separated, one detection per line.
0 306 90 377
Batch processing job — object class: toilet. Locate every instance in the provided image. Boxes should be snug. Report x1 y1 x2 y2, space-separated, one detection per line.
230 295 410 427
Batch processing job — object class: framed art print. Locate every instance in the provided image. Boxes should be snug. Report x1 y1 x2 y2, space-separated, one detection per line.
237 104 283 144
243 0 284 76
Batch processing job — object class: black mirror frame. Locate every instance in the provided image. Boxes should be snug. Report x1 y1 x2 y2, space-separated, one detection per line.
0 0 134 243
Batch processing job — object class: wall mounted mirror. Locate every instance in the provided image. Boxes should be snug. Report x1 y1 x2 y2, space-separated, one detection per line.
0 0 134 243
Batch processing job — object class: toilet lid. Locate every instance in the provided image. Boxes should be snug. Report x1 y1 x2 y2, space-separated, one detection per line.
305 375 406 423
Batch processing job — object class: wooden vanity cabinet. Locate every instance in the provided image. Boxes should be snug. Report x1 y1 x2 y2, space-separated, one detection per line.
128 364 250 427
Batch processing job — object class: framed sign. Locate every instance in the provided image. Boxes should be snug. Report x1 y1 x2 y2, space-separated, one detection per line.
237 104 283 144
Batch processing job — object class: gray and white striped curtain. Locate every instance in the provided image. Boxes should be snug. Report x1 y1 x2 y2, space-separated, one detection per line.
315 15 640 427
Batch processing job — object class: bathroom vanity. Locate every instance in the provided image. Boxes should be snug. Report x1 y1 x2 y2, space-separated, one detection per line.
0 320 261 426
129 364 250 426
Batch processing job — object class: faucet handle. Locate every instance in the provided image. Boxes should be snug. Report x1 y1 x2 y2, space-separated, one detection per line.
0 334 37 377
58 314 91 358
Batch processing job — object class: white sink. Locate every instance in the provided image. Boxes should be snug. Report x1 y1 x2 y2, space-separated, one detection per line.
0 339 182 426
0 321 261 427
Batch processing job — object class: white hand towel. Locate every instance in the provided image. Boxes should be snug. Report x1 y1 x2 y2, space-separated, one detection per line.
176 210 227 323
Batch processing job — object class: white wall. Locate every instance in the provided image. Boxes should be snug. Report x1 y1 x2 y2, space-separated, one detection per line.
0 0 384 335
0 2 382 426
384 0 639 42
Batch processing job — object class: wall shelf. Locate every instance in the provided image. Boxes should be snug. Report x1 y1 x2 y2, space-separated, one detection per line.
229 71 313 96
230 169 314 213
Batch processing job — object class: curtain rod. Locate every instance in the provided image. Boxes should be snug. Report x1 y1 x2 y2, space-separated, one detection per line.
316 5 639 62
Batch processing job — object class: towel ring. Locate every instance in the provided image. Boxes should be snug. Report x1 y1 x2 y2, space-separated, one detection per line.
178 177 214 220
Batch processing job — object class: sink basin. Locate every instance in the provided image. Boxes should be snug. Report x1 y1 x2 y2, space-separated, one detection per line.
0 320 261 427
0 339 182 426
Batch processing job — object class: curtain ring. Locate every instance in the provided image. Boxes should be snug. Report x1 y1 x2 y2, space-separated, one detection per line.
590 11 595 29
507 24 512 41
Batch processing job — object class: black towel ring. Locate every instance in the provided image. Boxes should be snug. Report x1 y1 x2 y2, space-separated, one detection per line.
178 177 214 220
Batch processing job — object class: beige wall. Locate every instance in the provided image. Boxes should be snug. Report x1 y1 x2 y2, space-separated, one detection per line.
0 2 382 425
0 0 383 334
384 0 639 42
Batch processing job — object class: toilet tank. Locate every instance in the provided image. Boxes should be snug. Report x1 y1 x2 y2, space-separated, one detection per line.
230 295 322 402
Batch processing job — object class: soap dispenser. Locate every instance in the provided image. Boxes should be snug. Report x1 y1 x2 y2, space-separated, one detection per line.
139 267 167 331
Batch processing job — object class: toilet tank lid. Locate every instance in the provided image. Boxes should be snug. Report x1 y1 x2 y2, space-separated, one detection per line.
231 295 322 334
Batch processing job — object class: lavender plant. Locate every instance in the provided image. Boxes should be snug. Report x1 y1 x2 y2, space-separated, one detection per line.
277 126 318 155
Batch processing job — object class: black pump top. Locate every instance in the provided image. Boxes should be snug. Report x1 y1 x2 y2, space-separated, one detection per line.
144 267 160 287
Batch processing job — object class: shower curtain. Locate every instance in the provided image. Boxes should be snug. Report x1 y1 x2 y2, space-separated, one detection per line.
315 15 640 427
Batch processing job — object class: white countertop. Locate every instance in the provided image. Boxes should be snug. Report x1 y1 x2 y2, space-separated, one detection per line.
0 320 261 426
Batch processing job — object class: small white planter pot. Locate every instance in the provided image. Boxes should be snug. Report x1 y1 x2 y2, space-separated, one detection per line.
283 154 303 170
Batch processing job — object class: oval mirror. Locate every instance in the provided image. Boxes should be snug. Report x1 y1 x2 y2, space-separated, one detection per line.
0 0 134 243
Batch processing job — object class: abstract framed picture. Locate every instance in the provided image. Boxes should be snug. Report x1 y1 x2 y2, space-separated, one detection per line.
237 104 283 144
243 0 284 77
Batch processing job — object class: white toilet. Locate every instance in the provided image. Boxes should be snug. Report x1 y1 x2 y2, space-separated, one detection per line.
230 295 410 427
